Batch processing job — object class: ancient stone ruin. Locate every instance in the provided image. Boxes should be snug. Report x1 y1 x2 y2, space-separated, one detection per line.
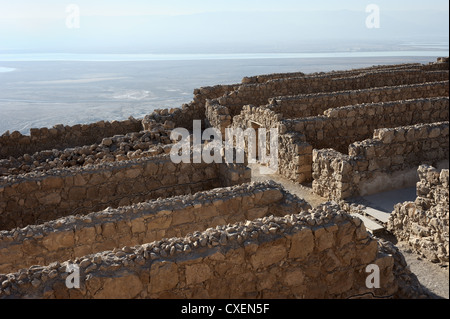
0 58 448 299
388 165 449 264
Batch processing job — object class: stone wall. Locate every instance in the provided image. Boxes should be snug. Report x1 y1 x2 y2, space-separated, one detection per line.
0 118 143 160
388 165 449 264
241 62 428 85
271 81 449 119
205 101 233 137
312 122 450 200
0 125 174 177
0 181 310 274
286 97 449 153
230 105 314 182
142 84 240 132
194 62 447 134
0 202 400 299
214 69 448 119
207 72 449 186
0 154 251 231
231 97 449 184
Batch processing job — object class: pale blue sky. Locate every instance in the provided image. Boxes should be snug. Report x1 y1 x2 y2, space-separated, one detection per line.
0 0 448 53
1 0 449 17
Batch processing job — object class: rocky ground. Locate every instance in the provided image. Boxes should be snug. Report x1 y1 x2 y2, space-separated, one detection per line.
250 163 449 299
396 242 449 299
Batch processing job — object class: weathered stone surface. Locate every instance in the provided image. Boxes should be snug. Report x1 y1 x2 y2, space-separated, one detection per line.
289 228 314 259
94 274 143 299
149 262 179 294
388 165 449 264
42 231 75 250
313 121 449 200
185 264 212 285
1 60 447 300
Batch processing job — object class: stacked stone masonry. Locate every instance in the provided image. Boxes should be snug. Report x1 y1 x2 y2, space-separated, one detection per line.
242 62 432 84
0 118 143 160
0 153 251 231
271 80 449 119
227 59 448 184
232 96 449 183
286 96 449 153
213 68 448 118
0 181 310 274
388 165 449 264
0 125 175 177
0 58 448 299
312 122 449 200
1 202 401 299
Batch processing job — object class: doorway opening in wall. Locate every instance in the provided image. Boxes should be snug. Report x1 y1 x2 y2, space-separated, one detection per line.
250 121 262 161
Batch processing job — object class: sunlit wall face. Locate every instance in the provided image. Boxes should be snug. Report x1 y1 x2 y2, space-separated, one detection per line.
0 0 448 53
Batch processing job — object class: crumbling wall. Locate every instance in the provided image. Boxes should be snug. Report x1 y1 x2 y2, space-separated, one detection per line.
241 62 432 85
205 101 232 137
214 69 448 118
0 155 251 231
142 84 240 132
286 97 449 153
312 122 449 200
0 181 309 274
208 74 449 185
231 105 314 183
271 81 449 119
388 165 449 264
0 125 174 177
0 203 399 299
0 118 143 160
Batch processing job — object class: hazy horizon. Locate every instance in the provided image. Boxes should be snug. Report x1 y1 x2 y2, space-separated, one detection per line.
0 0 448 54
0 55 444 135
0 1 448 135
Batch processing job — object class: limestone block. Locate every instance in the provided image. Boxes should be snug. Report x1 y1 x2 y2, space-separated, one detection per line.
246 207 269 221
283 269 305 287
314 226 335 251
41 177 64 189
250 240 287 269
75 226 96 245
149 261 179 294
101 222 117 238
336 221 355 247
68 187 86 201
73 174 88 187
131 217 146 234
356 240 379 265
38 192 62 206
42 231 75 250
171 209 195 226
185 264 212 286
94 274 143 299
289 228 314 259
147 214 172 231
259 189 283 205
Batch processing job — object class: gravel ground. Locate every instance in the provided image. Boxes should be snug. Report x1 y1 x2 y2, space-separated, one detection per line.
396 242 449 299
250 164 449 299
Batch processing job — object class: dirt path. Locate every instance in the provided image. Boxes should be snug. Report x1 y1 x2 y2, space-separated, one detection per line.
249 164 449 299
249 164 326 208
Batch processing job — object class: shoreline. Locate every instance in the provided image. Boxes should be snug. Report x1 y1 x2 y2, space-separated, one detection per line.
0 56 446 135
